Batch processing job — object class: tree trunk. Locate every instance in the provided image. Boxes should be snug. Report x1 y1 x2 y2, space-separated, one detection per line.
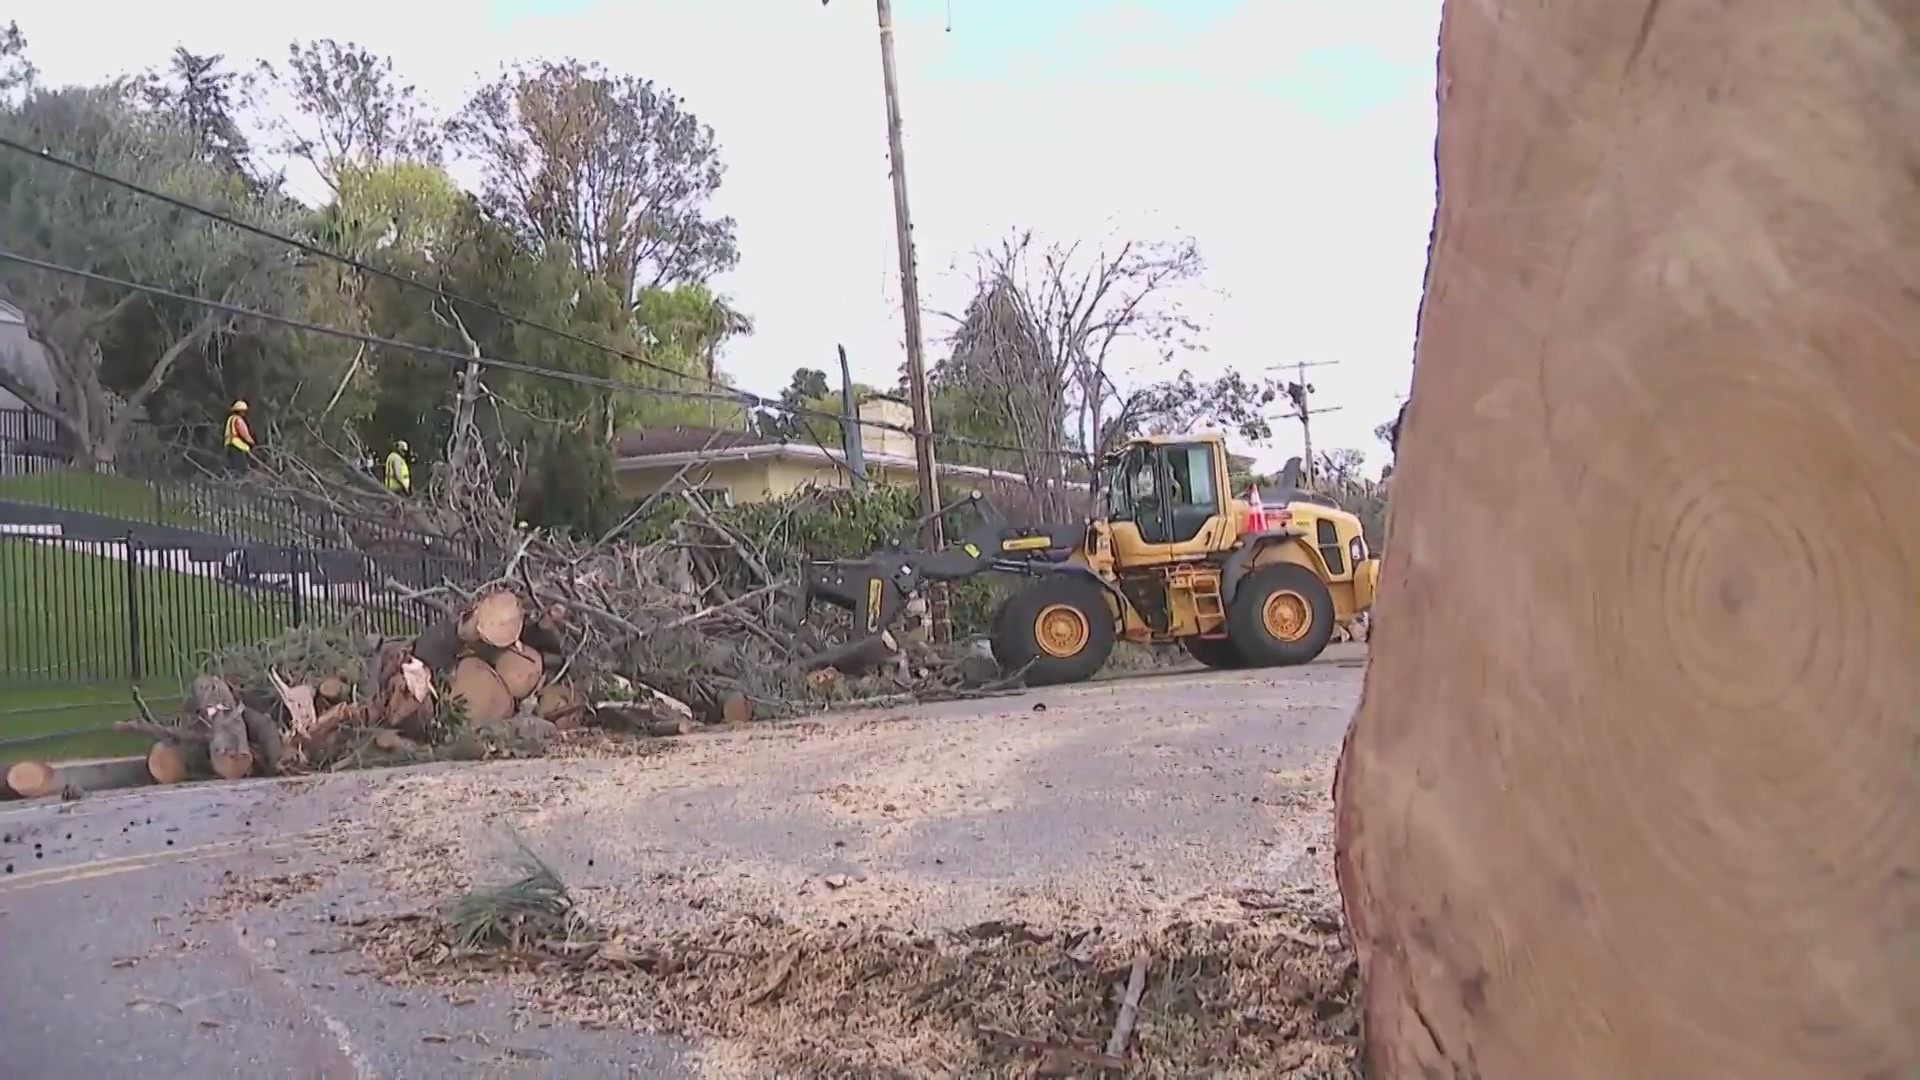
533 682 587 728
208 709 253 780
4 761 58 799
243 707 288 776
188 675 254 780
146 742 191 785
1334 2 1920 1079
459 590 525 651
491 642 545 699
449 656 515 725
411 617 463 675
798 631 899 675
146 740 210 785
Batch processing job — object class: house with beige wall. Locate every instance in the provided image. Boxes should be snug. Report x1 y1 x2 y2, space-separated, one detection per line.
0 298 55 417
613 394 1033 506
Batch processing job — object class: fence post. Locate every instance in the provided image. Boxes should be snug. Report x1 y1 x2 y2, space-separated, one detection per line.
124 535 144 682
289 546 306 628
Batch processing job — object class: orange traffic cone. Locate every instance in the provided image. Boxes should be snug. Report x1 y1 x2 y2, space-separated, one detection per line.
1247 485 1268 532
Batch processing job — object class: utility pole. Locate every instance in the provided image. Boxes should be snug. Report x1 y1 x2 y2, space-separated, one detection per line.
1273 360 1343 488
845 0 942 549
825 0 947 642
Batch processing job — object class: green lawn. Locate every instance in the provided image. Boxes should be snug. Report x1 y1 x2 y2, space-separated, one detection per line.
0 538 298 764
0 470 172 521
0 684 180 765
0 469 302 543
1 538 296 679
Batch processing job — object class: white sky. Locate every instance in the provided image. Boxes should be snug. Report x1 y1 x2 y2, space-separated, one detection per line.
9 0 1439 471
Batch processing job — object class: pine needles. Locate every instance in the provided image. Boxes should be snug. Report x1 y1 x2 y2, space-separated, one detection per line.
441 832 590 952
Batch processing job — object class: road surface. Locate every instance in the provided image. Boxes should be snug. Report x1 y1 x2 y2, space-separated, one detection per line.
0 651 1363 1079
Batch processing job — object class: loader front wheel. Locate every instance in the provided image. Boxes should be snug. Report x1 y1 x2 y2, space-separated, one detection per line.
993 577 1116 687
1228 563 1336 667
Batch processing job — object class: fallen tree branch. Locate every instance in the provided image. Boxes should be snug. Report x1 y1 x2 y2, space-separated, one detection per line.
1107 952 1150 1058
657 580 788 633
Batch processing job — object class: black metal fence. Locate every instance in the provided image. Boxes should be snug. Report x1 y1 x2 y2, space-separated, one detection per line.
0 453 436 552
0 531 482 686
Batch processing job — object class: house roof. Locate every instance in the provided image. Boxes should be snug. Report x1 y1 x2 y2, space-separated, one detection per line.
612 426 776 458
613 424 1078 486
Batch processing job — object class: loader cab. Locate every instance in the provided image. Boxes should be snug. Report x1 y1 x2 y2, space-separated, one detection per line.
1102 436 1235 560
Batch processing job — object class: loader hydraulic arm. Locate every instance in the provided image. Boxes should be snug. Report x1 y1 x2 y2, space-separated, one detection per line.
803 492 1086 637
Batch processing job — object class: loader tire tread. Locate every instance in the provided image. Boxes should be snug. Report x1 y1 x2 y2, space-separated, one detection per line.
992 577 1116 687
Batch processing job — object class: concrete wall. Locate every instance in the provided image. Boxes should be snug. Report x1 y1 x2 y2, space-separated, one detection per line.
856 397 917 460
0 313 56 415
614 454 924 505
765 457 842 498
614 458 776 505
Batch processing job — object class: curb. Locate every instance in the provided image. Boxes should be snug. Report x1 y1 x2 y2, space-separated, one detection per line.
3 756 151 799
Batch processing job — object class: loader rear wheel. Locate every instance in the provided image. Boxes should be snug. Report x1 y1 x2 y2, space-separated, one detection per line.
1228 563 1336 667
1180 636 1248 670
992 577 1115 687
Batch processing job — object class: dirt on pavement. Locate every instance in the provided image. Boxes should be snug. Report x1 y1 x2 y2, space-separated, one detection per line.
0 650 1365 1079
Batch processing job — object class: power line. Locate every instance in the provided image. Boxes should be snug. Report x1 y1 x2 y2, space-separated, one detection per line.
0 135 1083 464
0 134 722 393
0 247 1075 463
0 249 754 406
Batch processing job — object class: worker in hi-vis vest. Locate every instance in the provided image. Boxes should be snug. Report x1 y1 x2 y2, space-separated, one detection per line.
383 439 412 496
223 400 254 472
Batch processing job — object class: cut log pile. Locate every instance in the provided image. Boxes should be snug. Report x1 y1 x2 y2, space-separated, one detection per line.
78 513 1010 789
104 591 604 781
113 676 282 783
265 433 1012 704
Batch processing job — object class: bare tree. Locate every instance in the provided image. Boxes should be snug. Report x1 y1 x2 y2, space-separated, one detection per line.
1309 446 1388 547
128 48 260 179
1112 368 1286 445
259 39 441 192
933 229 1205 515
448 60 739 299
934 274 1074 517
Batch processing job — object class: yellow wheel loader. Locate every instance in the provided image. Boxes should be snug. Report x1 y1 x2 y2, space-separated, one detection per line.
803 433 1381 687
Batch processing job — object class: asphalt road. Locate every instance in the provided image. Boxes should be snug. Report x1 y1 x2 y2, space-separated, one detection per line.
0 774 696 1080
0 652 1364 1080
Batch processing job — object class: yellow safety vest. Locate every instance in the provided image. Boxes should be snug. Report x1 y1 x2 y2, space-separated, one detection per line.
224 413 252 452
383 452 411 493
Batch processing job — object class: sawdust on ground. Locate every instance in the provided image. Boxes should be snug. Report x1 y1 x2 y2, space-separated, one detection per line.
318 690 1359 1078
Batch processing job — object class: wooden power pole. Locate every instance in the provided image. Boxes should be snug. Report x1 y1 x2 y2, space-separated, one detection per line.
873 0 943 549
824 0 947 640
1274 359 1343 488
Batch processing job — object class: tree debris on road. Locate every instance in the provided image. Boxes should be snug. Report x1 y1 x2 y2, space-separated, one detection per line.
95 446 1038 786
349 841 1362 1079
